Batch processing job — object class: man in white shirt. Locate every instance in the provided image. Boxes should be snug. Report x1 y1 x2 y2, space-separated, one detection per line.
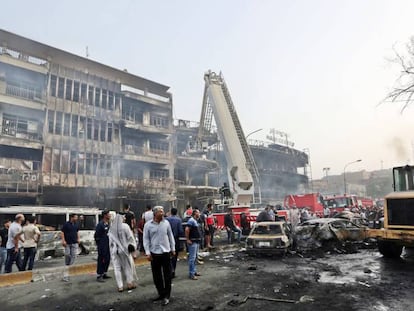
143 206 175 306
5 214 25 273
142 204 154 224
22 216 41 271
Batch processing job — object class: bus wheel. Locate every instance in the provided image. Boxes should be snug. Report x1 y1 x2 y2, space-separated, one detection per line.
378 240 403 258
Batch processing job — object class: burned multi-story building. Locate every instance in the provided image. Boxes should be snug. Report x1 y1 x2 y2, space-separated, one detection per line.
0 29 173 211
174 120 309 206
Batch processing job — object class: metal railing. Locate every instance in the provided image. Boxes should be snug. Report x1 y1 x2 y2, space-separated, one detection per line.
6 83 43 102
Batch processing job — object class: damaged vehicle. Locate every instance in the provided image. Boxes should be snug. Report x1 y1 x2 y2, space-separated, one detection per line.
245 221 292 255
295 218 368 251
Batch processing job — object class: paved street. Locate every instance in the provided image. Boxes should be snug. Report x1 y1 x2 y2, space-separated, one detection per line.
1 246 414 311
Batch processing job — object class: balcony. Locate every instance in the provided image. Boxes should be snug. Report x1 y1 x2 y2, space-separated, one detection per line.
6 82 43 102
123 144 171 164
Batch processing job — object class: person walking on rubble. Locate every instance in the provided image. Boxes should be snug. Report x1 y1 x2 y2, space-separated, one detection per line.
143 206 175 306
108 213 137 292
95 209 111 282
61 213 80 282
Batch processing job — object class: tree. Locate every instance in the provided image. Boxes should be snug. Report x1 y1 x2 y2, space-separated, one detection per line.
385 37 414 112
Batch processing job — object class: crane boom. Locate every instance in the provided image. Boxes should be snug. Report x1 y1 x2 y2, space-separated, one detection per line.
200 71 259 205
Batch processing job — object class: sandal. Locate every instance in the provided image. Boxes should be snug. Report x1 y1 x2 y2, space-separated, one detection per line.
190 276 198 280
127 283 137 290
118 288 124 292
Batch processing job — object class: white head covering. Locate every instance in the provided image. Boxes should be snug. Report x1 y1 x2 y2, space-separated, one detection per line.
109 214 129 256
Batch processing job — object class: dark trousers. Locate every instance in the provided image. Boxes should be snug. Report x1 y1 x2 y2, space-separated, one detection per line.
22 247 36 271
171 238 181 273
150 252 172 299
5 248 23 273
97 249 110 276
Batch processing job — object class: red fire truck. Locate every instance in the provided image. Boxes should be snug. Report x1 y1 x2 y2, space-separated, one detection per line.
283 193 325 217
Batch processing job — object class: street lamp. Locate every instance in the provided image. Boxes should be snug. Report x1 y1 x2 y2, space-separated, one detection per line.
245 128 263 139
343 159 362 194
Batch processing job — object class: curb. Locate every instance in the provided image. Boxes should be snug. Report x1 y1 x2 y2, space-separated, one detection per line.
0 244 241 288
0 256 151 288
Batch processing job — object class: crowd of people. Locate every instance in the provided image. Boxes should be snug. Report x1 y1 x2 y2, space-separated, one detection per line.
59 203 218 307
0 214 41 274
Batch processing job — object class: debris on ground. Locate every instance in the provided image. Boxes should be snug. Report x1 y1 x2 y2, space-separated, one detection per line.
227 295 297 306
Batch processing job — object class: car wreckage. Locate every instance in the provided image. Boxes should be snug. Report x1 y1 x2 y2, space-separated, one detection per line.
245 221 293 255
295 216 369 251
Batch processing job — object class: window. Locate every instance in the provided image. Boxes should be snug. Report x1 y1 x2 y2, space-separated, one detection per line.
95 88 100 107
88 86 94 105
150 141 169 154
65 79 72 100
61 150 69 173
150 169 169 179
80 117 86 139
63 113 71 136
78 153 85 174
55 112 63 135
50 75 57 97
107 123 112 142
100 121 106 142
150 115 169 128
71 115 78 137
115 93 120 110
70 151 77 174
81 83 87 103
48 111 55 134
16 119 28 138
102 90 107 109
108 91 114 110
93 120 99 140
87 118 92 140
2 115 17 136
92 153 98 175
73 81 80 102
52 149 60 173
85 153 91 175
57 77 64 99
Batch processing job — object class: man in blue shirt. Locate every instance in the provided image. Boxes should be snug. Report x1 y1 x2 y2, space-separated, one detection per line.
61 213 80 282
143 206 175 306
95 209 111 282
166 207 183 278
185 209 202 280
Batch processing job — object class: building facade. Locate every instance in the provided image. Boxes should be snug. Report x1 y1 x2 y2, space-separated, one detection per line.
0 29 173 211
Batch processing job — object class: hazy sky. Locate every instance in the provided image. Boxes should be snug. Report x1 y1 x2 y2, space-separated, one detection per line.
2 0 414 178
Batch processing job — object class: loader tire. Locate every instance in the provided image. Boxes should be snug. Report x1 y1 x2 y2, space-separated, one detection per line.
378 240 403 258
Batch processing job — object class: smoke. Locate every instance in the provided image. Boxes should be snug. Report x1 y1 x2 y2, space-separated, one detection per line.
387 137 409 162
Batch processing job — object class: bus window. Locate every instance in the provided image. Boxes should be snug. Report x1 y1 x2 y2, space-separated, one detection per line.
79 215 97 230
37 214 66 231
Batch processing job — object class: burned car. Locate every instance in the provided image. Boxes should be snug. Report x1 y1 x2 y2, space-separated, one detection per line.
245 221 292 255
295 218 368 251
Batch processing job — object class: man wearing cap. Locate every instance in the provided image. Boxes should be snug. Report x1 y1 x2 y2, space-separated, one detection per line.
143 206 175 306
95 209 111 282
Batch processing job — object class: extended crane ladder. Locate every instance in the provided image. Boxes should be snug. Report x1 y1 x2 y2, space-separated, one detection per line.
218 75 261 201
